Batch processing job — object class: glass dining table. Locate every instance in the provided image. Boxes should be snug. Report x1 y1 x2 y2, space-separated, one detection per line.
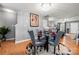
43 31 56 52
34 31 56 53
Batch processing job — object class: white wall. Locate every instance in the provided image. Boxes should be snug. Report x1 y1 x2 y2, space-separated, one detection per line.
43 16 57 28
15 10 43 43
0 11 17 39
66 16 79 22
43 19 47 27
15 11 79 43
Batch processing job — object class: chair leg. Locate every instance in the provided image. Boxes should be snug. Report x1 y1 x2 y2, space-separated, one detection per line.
37 46 39 50
34 46 36 55
54 46 56 54
39 46 41 51
59 43 71 52
44 44 46 50
30 45 33 49
58 45 60 51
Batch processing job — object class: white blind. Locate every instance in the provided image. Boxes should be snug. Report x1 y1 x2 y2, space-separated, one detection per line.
70 23 78 33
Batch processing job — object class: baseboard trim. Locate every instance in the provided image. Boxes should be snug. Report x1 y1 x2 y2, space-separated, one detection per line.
6 38 15 40
15 39 31 44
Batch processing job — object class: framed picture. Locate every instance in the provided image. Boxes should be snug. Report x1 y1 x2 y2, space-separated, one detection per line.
30 13 39 27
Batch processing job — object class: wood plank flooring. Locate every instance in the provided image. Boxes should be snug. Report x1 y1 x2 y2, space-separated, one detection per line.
60 34 79 55
0 39 31 55
0 34 79 55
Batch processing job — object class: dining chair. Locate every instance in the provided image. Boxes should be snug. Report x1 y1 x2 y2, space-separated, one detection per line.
49 31 64 54
28 30 46 55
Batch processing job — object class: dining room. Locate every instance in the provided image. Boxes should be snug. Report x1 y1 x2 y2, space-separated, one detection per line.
0 3 79 55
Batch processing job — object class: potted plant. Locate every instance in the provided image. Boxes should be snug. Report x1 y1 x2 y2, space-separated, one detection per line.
0 26 10 41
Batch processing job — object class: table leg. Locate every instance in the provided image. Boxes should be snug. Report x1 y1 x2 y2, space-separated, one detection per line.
58 45 60 50
45 36 49 52
54 46 56 54
46 43 48 52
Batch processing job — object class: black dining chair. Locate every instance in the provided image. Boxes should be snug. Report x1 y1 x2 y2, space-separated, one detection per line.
28 30 46 55
49 31 65 54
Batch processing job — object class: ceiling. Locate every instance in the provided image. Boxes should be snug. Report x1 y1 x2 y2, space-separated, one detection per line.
1 3 79 19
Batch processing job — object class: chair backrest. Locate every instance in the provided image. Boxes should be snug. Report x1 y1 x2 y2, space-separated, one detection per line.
54 31 64 46
28 30 35 46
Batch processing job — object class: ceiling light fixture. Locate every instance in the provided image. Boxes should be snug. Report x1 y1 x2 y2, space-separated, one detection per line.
40 3 52 12
0 4 15 13
3 8 15 13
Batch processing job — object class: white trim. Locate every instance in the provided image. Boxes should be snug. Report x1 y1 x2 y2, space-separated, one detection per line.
15 39 31 44
76 38 79 45
6 38 15 40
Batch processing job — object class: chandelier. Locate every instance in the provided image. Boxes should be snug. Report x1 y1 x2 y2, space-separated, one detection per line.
40 3 52 12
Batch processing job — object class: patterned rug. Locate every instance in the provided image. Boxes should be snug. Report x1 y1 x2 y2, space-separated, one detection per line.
27 44 72 55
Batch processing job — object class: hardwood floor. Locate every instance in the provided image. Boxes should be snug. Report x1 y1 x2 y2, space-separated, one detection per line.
0 34 79 55
60 34 79 55
0 39 31 55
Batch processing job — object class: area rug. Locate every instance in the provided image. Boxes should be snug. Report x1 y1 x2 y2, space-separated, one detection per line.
27 44 72 55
